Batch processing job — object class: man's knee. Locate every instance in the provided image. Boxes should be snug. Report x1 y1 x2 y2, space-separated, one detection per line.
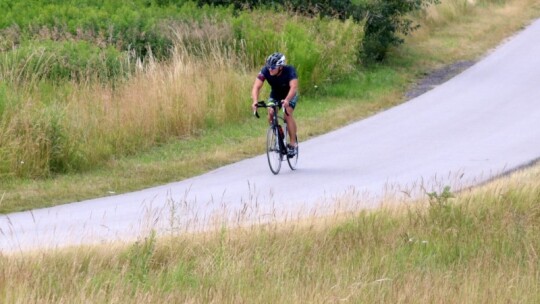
285 109 294 119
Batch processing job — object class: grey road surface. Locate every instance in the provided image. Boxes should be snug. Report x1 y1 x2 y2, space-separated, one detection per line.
2 19 540 253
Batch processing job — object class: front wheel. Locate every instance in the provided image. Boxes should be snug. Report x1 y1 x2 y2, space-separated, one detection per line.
266 126 282 174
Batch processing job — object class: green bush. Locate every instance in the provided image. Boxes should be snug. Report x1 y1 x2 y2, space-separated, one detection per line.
362 0 440 63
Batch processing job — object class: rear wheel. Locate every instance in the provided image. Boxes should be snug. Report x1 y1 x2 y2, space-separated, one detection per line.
266 126 282 174
287 135 299 170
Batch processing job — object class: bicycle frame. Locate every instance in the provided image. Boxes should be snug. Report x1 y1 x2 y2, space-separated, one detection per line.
255 101 288 154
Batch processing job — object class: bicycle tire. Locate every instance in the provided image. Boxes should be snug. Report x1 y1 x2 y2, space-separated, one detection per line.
287 135 299 170
266 126 282 174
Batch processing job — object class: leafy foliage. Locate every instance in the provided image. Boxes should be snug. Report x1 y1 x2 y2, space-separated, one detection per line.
0 0 178 59
195 0 368 20
195 0 439 63
362 0 440 63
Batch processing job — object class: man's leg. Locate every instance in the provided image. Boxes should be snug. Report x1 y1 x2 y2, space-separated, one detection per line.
285 106 297 146
267 107 274 125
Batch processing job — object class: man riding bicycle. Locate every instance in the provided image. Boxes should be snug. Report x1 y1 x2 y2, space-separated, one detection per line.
251 52 299 156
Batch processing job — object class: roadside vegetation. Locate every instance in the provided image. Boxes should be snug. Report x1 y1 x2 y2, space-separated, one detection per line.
1 163 539 302
0 0 539 302
1 0 538 213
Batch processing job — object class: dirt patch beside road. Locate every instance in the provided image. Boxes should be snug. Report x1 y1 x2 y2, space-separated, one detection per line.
406 61 476 99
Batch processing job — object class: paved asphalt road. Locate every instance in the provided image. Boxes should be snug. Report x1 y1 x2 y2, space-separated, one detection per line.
2 19 540 253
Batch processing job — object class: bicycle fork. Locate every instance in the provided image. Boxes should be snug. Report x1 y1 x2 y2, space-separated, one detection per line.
273 108 288 156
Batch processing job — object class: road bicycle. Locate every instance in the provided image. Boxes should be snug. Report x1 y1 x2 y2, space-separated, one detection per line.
254 100 299 175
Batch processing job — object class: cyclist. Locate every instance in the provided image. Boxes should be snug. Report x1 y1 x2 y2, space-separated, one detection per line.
251 52 299 156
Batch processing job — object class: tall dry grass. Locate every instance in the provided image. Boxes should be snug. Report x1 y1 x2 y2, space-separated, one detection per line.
1 164 539 302
399 0 540 74
0 23 253 178
417 0 513 25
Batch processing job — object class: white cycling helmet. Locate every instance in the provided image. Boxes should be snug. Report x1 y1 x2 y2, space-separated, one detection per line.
266 52 286 69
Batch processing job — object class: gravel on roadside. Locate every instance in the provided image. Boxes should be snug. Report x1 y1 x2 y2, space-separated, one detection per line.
405 60 476 99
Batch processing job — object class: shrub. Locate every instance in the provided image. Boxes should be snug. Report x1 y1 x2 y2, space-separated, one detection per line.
361 0 440 63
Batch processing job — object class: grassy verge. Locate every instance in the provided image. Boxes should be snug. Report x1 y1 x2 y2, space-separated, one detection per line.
1 0 539 214
2 162 539 302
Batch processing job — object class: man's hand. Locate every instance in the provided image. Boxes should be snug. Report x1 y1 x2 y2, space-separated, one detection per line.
252 101 258 112
282 99 289 109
